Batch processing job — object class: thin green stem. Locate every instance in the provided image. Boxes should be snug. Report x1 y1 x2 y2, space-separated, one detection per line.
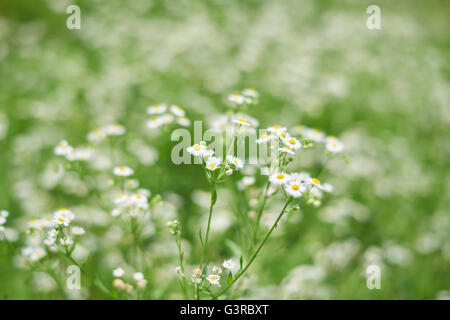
214 197 293 298
200 187 216 267
251 181 271 247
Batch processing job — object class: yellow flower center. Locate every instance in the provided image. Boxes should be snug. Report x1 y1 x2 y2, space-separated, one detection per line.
280 133 286 138
238 118 247 122
59 208 67 211
273 125 281 129
58 218 65 222
312 178 320 184
289 139 296 144
119 167 126 171
276 174 284 179
136 194 142 199
193 144 201 151
261 134 269 139
209 164 216 169
292 184 299 191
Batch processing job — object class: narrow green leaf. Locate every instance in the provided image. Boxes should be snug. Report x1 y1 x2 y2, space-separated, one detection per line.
227 271 233 286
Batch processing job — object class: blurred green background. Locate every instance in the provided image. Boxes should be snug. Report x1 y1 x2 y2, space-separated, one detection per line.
0 0 449 299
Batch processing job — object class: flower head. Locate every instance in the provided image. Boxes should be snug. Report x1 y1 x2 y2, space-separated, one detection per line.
113 166 134 177
205 157 222 171
206 274 221 287
223 259 235 270
269 172 290 185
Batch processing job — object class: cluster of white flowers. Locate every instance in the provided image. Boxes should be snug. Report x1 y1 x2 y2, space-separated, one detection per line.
269 171 329 202
228 88 259 106
87 123 126 143
292 126 344 154
54 140 94 161
147 104 190 129
113 268 147 293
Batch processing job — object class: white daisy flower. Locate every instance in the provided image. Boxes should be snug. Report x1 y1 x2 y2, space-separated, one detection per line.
269 172 290 185
206 274 221 287
304 128 326 142
54 140 73 156
111 208 121 217
222 259 235 270
256 133 273 144
113 267 125 278
282 136 302 150
205 157 222 171
170 105 185 117
226 155 244 170
278 146 295 155
232 117 251 127
147 104 167 115
67 148 93 161
310 177 323 190
114 194 129 205
160 113 175 124
44 237 56 246
228 93 246 105
129 193 148 207
105 124 126 136
325 137 344 153
286 181 304 198
176 116 190 127
48 228 59 238
113 166 134 177
290 172 312 188
133 272 144 281
87 128 107 143
267 125 287 134
242 88 259 99
147 116 164 129
187 144 207 157
22 247 46 262
71 226 85 236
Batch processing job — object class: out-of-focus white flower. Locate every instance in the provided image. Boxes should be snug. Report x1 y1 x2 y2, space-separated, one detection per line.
269 172 290 185
22 247 47 262
133 272 144 281
60 237 74 246
303 128 326 142
28 218 54 230
226 155 244 170
205 157 222 171
160 113 175 124
191 275 201 284
325 137 344 153
113 267 125 277
0 210 8 225
87 128 107 143
170 105 185 117
242 88 259 99
129 193 148 207
279 146 296 155
232 117 251 127
105 124 126 136
228 93 245 105
67 148 93 161
268 125 287 135
206 274 221 286
71 226 85 236
311 178 323 190
176 116 190 126
223 259 235 270
147 116 164 129
54 140 73 156
237 176 255 190
114 194 129 205
113 166 134 177
256 133 273 144
147 104 167 115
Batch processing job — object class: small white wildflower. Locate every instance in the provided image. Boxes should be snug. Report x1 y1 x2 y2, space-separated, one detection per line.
105 124 126 136
325 137 344 153
242 88 259 99
187 144 207 157
269 172 290 185
205 157 222 171
237 176 255 190
54 140 73 156
267 125 287 134
169 105 185 117
87 128 107 143
278 146 296 155
191 275 201 284
222 259 235 270
53 208 75 227
226 155 244 170
60 237 74 246
206 274 221 287
133 272 144 281
232 117 251 127
147 104 167 115
286 181 304 198
282 136 302 150
71 226 85 236
113 166 134 177
113 267 125 278
176 116 190 127
228 93 245 105
147 116 164 129
256 133 273 144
